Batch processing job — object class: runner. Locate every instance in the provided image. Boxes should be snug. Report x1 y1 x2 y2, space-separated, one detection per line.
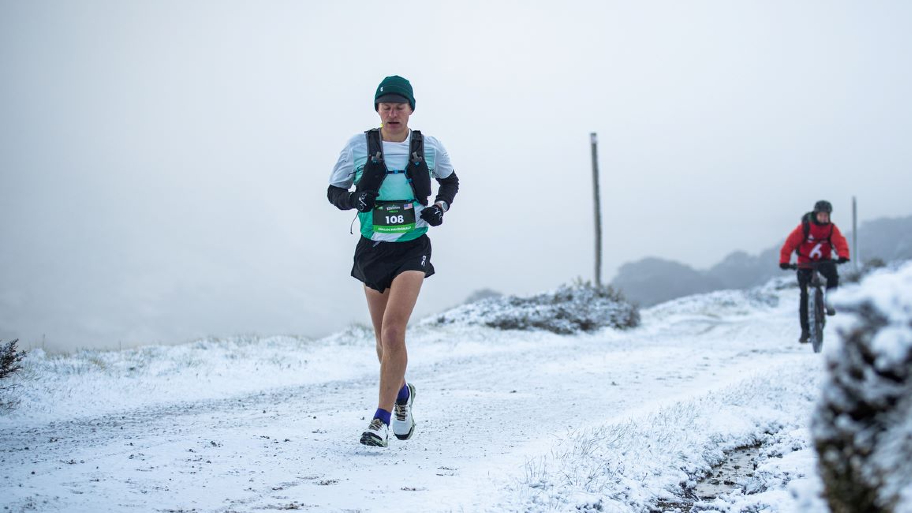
327 75 459 447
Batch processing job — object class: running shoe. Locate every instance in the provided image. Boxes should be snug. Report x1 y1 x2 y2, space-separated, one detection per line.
360 418 388 447
392 383 416 440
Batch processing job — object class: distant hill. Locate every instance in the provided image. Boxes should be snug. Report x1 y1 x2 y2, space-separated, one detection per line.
612 214 912 306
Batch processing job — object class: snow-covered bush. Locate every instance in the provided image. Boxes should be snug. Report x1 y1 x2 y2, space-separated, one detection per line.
429 282 639 334
812 263 912 513
0 339 27 411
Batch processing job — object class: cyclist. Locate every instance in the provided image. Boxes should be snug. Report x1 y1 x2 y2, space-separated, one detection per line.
327 75 459 447
779 200 850 343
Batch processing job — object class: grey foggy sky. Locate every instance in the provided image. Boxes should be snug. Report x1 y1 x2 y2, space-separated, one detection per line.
2 0 911 351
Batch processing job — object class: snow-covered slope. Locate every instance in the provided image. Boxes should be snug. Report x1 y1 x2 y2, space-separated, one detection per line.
1 265 910 512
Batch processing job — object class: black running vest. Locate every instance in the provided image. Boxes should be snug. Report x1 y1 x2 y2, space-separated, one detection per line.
354 129 433 206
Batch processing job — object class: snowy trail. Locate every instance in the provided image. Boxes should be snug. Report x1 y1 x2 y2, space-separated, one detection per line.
1 289 830 512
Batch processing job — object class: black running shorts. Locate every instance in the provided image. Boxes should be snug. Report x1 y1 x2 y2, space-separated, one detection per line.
351 235 435 292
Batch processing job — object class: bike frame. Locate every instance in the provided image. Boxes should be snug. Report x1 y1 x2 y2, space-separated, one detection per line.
787 260 843 353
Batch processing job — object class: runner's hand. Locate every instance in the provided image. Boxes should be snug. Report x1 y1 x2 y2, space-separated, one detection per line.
837 256 850 264
779 263 790 270
420 205 444 226
350 191 377 212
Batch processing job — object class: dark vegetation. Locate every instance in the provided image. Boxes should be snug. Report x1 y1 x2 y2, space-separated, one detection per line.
813 284 912 512
1 339 27 411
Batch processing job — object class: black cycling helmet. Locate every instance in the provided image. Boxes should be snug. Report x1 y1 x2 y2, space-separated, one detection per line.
813 200 833 214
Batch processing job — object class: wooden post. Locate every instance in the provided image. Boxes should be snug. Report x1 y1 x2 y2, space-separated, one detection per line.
590 133 602 287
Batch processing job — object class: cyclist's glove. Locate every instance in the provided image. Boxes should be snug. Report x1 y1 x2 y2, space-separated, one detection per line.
837 256 850 264
350 191 378 213
779 263 790 270
420 204 444 226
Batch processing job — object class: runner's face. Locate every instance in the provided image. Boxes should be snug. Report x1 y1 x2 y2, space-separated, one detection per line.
378 102 412 134
816 212 830 224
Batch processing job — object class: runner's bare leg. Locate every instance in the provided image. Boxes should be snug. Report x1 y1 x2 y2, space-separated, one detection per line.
364 270 424 413
365 288 389 363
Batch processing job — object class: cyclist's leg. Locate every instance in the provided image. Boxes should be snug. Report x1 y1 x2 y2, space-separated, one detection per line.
820 261 839 292
819 261 839 315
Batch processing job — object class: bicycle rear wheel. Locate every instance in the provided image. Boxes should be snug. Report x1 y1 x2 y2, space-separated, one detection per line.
810 288 826 353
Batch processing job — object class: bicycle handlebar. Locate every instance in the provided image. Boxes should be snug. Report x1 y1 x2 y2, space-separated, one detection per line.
784 260 846 271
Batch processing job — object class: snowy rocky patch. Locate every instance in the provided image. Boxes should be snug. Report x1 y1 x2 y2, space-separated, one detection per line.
510 363 828 513
425 282 640 334
813 261 912 513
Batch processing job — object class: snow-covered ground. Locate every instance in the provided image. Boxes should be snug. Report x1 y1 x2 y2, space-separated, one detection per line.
1 266 908 512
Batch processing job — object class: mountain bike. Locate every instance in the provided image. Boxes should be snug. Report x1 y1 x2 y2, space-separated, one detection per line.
786 260 844 353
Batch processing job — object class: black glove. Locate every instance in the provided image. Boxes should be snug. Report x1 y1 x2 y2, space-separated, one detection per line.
779 263 790 270
349 191 377 213
420 204 444 226
837 256 850 264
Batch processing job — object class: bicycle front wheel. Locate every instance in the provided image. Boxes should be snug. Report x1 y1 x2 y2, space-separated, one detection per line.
810 288 826 353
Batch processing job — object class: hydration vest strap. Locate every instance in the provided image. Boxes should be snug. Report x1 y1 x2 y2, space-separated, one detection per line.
356 129 387 194
406 130 431 205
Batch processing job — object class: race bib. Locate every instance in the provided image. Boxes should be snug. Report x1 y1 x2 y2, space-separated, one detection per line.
372 201 416 233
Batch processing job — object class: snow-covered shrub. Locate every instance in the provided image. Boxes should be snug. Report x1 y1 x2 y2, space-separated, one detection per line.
0 339 27 411
429 282 639 334
812 262 912 513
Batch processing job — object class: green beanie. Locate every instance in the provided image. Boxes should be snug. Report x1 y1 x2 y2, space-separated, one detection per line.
374 75 416 111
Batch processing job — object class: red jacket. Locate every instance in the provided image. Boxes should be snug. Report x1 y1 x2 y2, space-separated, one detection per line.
780 217 850 264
